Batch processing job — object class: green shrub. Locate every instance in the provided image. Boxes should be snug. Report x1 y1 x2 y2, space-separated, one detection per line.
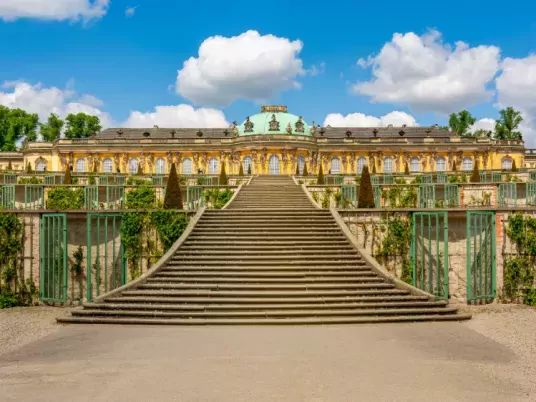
204 188 233 209
47 187 84 210
470 161 480 183
302 163 308 177
151 211 188 250
317 164 324 184
239 162 244 176
219 164 228 185
64 167 72 184
404 162 410 175
357 165 375 208
18 177 42 184
126 184 155 209
163 163 182 209
127 176 151 186
247 164 252 175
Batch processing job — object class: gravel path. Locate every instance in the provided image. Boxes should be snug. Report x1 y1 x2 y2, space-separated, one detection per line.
0 307 71 357
462 304 536 394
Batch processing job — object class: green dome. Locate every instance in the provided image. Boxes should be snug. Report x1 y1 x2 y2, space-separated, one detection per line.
237 106 312 136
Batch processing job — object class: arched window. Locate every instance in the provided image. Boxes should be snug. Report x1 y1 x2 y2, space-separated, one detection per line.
36 159 46 172
436 157 446 172
269 155 280 175
330 157 341 174
129 158 139 174
208 157 219 174
242 156 252 174
502 158 513 170
410 157 420 173
462 157 473 171
357 157 367 174
297 156 305 175
155 158 166 174
102 158 113 173
182 158 192 175
76 158 86 173
384 157 394 174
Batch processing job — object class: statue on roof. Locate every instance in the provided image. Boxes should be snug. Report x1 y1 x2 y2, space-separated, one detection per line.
244 116 254 133
268 114 280 131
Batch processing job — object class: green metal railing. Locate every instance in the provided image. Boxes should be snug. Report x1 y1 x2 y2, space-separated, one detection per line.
422 175 433 184
86 213 126 302
498 183 517 207
114 175 126 185
40 214 68 303
371 176 379 185
530 172 536 182
98 176 109 185
411 212 449 299
383 174 394 185
341 185 357 208
418 184 435 208
0 185 15 209
24 185 44 209
187 186 205 210
527 182 536 206
3 174 16 184
444 184 459 207
466 211 496 302
436 173 447 184
373 186 381 208
106 186 125 210
44 175 56 185
492 172 502 182
84 186 99 210
151 176 164 186
333 176 344 185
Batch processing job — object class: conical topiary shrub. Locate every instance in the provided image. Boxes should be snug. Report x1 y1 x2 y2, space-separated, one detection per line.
404 162 410 175
317 163 324 184
357 165 375 208
470 161 480 183
512 159 518 172
137 163 143 175
295 164 299 176
247 164 252 175
372 162 377 174
64 166 72 185
452 160 457 172
26 161 33 173
239 162 244 176
303 163 309 177
7 161 12 171
219 163 228 185
164 163 183 209
93 162 98 173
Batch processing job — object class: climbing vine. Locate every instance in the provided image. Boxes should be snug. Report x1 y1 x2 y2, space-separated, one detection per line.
47 187 84 210
203 188 233 209
376 215 412 284
18 177 42 184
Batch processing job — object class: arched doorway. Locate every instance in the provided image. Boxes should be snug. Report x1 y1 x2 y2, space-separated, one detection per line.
268 155 280 175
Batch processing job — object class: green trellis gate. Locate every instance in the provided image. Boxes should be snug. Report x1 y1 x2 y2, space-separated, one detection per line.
410 212 449 299
40 214 68 302
466 211 496 303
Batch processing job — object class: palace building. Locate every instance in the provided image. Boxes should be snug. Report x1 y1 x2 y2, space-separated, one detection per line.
19 105 526 175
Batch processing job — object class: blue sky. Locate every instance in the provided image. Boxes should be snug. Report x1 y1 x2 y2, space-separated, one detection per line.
1 0 536 144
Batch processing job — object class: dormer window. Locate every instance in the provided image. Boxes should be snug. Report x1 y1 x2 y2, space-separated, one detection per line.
345 130 352 138
196 130 203 137
319 128 325 136
268 114 280 131
223 129 229 136
170 129 176 139
143 131 150 137
399 130 405 136
372 129 379 137
295 117 304 133
244 116 254 133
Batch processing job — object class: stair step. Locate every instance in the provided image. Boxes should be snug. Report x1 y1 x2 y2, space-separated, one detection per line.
174 250 359 256
120 289 408 297
162 265 369 271
138 282 392 291
180 244 355 250
147 276 380 284
153 271 377 278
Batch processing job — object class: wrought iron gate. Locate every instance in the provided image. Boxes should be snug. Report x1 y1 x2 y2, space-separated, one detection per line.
87 213 126 302
411 212 449 299
40 214 68 302
466 211 496 302
341 185 357 208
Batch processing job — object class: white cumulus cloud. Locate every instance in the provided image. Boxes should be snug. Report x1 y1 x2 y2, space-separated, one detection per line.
323 111 418 127
0 81 112 128
496 55 536 146
176 30 305 106
0 0 109 22
470 118 495 133
123 104 229 128
353 30 500 113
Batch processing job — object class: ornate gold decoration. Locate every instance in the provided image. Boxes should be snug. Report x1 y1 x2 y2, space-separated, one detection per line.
244 117 254 133
268 114 280 131
295 117 304 133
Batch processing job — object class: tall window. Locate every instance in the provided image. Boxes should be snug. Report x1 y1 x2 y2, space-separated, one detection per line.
36 159 46 172
462 157 473 171
383 157 393 174
155 158 166 174
76 158 86 172
242 156 252 174
182 158 192 175
129 158 139 174
410 157 420 173
269 155 280 175
436 157 446 172
357 157 367 174
297 155 305 175
208 157 219 174
102 158 113 173
502 158 513 170
330 157 341 174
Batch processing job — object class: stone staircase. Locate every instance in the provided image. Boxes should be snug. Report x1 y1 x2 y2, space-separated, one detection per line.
58 175 470 324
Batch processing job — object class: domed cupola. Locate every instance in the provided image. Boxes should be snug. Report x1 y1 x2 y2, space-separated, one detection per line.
237 106 312 136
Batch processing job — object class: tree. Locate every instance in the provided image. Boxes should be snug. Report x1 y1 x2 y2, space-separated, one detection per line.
448 110 476 137
93 161 98 173
64 113 102 139
470 160 480 183
239 162 244 176
247 164 252 175
404 162 410 175
163 163 183 209
512 159 518 172
303 163 308 177
357 165 375 208
0 106 39 151
7 161 12 170
317 163 324 184
64 165 72 185
452 160 457 172
219 163 228 185
39 113 64 142
26 161 33 173
495 107 523 140
371 161 377 174
137 163 143 175
295 163 299 176
472 129 490 138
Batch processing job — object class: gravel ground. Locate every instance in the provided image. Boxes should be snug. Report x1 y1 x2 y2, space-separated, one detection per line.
0 307 71 356
461 304 536 393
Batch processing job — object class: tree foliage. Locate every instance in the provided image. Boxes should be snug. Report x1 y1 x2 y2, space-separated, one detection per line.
470 160 480 183
448 110 476 137
357 165 375 208
303 163 308 177
317 163 324 184
495 107 523 140
404 162 410 175
39 113 64 142
64 113 101 139
163 163 183 209
0 106 38 151
239 162 244 176
219 163 228 185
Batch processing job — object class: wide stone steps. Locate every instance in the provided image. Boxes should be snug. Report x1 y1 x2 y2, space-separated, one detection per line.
59 175 470 325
